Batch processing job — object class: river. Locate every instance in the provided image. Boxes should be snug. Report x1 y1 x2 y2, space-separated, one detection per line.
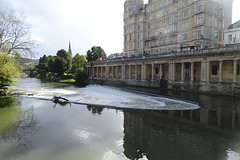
0 78 240 160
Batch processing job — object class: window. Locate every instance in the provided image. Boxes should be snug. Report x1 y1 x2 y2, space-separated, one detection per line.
138 17 142 22
148 23 152 29
130 18 134 24
215 7 218 16
228 34 232 41
212 65 217 75
125 44 128 50
148 31 152 37
175 4 179 10
219 9 222 17
130 26 134 33
165 8 170 14
174 14 179 22
165 17 170 24
174 23 178 32
197 16 201 24
197 2 202 12
182 32 188 40
130 34 133 41
138 25 142 31
138 33 142 39
182 9 188 18
165 27 170 34
196 28 201 37
148 15 153 20
183 0 188 7
219 31 222 41
215 19 218 27
138 42 142 48
182 20 188 29
125 28 128 34
132 5 136 10
156 21 161 27
125 20 128 25
125 36 128 42
219 21 222 29
130 43 133 49
214 30 218 38
159 2 162 8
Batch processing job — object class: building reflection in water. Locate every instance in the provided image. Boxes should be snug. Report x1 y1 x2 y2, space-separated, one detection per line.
123 107 240 160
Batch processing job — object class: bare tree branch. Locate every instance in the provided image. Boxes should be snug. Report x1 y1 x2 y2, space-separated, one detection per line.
0 8 38 57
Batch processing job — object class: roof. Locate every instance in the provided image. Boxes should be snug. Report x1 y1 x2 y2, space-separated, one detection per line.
228 20 240 29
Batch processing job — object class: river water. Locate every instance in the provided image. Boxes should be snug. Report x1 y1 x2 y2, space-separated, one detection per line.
0 78 240 160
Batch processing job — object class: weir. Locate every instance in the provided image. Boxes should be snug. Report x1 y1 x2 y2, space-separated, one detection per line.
85 46 240 95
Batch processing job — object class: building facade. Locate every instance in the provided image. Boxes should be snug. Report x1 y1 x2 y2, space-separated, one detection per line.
123 0 232 57
224 20 240 46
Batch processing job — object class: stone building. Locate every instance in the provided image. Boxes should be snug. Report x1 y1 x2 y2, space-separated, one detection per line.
123 0 232 57
224 20 240 46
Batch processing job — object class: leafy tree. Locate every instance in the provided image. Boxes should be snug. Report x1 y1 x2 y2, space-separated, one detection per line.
56 49 72 73
0 52 21 88
0 8 37 56
72 53 87 73
86 46 106 62
53 56 68 75
75 70 88 86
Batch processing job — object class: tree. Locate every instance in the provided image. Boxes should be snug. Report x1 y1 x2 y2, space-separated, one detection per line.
0 8 37 57
56 49 72 73
0 52 21 88
72 53 87 73
53 56 68 75
86 46 106 62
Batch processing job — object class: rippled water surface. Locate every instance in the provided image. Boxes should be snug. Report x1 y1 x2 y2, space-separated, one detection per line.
0 78 239 160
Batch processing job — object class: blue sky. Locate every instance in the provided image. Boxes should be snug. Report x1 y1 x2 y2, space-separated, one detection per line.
0 0 239 58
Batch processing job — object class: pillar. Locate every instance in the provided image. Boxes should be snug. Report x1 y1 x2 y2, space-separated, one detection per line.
191 62 194 82
106 65 109 79
129 65 131 79
233 60 237 83
159 64 162 79
181 62 184 82
141 62 146 80
116 66 119 79
219 60 223 82
135 64 137 79
152 63 154 80
206 61 210 83
122 64 125 80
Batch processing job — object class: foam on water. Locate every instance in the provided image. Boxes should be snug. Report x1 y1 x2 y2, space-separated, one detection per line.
11 79 199 110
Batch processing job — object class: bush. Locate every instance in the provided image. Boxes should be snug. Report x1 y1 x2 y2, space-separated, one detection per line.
75 70 88 86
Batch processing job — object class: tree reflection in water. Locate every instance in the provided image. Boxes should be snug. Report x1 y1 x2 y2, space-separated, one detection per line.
0 97 39 160
87 105 104 115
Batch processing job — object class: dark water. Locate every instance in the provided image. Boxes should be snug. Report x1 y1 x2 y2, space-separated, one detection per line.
0 78 240 160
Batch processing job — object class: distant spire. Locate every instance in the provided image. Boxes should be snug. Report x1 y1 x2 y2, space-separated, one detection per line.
68 41 72 57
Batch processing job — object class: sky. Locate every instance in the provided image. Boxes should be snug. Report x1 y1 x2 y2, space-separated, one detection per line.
0 0 239 58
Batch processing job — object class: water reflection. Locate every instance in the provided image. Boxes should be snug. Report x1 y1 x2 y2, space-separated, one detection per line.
0 97 39 160
123 109 240 160
87 105 104 115
0 97 21 135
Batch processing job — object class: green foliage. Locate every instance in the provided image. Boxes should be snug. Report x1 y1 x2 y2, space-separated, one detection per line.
0 97 22 135
56 49 72 73
72 53 87 73
0 52 21 88
75 70 88 86
86 46 106 62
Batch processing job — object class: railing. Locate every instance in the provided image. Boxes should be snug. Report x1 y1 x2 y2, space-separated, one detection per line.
86 45 240 65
